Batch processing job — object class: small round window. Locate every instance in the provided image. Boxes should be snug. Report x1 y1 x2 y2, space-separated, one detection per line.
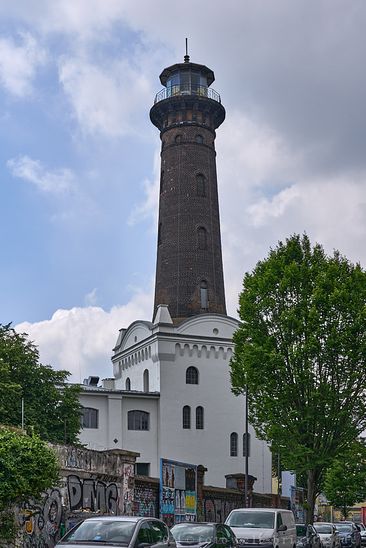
195 134 204 144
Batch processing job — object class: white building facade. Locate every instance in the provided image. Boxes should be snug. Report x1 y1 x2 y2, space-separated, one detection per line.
79 305 272 493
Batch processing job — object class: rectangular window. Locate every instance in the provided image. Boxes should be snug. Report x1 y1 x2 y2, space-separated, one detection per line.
136 463 150 476
81 407 99 429
128 410 150 430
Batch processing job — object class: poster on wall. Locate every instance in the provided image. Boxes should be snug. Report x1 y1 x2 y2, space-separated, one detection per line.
160 459 197 526
290 486 306 523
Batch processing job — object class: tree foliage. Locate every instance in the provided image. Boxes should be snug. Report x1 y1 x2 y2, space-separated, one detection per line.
0 323 81 444
230 234 366 522
324 440 366 518
0 426 60 541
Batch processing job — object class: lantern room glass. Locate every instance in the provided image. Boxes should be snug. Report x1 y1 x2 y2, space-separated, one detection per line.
166 70 208 97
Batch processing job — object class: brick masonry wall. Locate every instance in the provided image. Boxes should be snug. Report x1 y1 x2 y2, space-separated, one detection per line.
134 476 160 518
151 92 227 323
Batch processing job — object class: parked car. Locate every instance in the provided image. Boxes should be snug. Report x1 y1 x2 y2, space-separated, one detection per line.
356 523 366 546
334 522 361 548
296 524 322 548
314 523 339 548
55 516 176 548
171 522 238 548
225 507 296 548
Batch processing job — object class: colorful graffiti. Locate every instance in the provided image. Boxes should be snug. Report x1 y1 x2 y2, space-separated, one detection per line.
20 489 63 547
160 458 197 526
134 484 158 517
67 475 119 513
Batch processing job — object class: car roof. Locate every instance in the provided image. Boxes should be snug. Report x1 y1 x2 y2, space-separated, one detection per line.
314 523 334 526
172 522 219 526
229 508 289 513
80 516 154 522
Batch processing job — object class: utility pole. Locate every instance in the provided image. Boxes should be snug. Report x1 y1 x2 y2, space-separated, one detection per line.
21 397 24 430
244 385 249 507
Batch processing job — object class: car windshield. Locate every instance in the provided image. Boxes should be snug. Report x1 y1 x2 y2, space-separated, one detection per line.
60 519 136 544
335 525 353 532
314 525 333 534
226 511 275 529
171 524 215 544
296 525 307 537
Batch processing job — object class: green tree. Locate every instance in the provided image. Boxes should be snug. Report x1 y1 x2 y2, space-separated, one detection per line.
324 440 366 519
0 323 81 444
230 234 366 523
0 426 60 542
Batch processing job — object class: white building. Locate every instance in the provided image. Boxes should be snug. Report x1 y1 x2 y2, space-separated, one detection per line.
79 305 272 492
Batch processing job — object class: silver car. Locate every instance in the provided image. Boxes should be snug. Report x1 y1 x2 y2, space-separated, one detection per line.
313 523 340 548
55 516 176 548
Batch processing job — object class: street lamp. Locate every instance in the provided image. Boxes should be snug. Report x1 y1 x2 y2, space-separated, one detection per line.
244 384 249 507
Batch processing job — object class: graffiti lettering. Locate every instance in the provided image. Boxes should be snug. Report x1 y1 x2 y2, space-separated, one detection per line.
67 475 119 513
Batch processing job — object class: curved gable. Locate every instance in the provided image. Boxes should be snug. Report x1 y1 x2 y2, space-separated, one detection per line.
176 314 239 339
114 320 153 353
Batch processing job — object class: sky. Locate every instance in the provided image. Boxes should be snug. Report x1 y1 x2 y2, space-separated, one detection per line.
1 0 366 382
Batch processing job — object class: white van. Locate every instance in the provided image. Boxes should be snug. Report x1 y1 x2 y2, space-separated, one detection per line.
225 508 296 548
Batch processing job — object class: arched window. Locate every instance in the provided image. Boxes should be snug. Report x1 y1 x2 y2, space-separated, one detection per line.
186 366 199 384
125 377 131 391
81 407 99 429
197 227 207 250
195 134 204 144
196 406 204 429
200 280 208 310
143 369 149 392
243 433 251 457
183 406 191 429
196 173 206 197
128 410 150 430
175 134 182 144
230 432 238 456
160 170 164 193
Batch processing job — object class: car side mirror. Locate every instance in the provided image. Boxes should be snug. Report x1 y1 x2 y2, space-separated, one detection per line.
278 525 287 532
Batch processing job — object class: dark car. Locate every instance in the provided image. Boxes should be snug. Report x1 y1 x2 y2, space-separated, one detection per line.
171 522 238 548
296 524 322 548
55 516 176 548
334 523 361 548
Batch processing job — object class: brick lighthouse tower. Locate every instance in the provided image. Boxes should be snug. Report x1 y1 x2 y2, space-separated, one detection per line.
150 50 227 323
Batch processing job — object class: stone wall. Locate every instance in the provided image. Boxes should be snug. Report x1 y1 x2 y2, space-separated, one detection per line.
16 445 138 548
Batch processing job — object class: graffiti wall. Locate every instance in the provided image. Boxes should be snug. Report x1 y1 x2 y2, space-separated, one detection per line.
14 445 138 548
134 478 159 517
19 489 63 547
67 475 119 513
203 498 239 523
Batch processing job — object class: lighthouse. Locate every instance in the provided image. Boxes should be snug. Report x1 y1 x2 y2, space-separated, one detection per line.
150 52 227 323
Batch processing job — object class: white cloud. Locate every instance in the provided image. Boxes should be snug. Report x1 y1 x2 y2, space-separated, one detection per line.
7 155 75 193
128 149 160 227
15 287 153 382
84 288 98 306
217 115 366 317
58 55 152 137
0 32 46 97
